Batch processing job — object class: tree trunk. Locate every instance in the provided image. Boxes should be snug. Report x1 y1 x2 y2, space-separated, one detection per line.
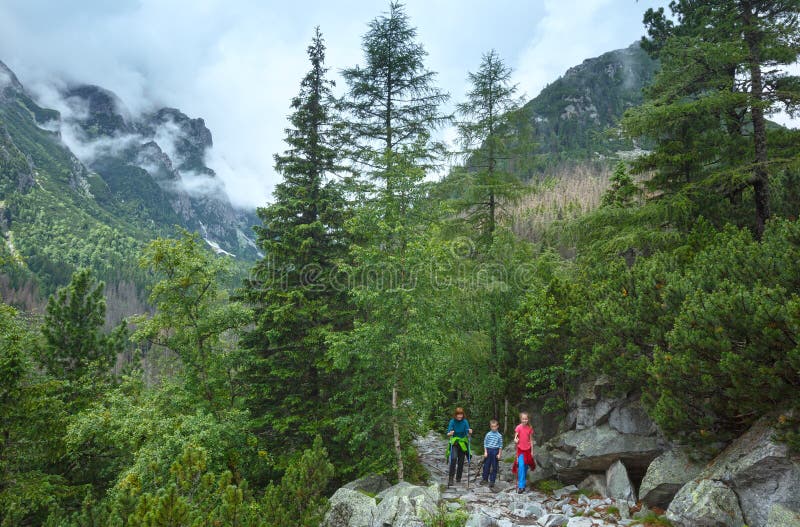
743 3 771 239
392 383 404 482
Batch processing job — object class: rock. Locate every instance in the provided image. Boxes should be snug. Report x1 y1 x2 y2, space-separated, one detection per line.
766 503 800 526
322 488 376 527
342 473 392 495
616 501 630 519
639 448 702 509
606 460 637 503
566 518 595 527
609 401 658 436
578 474 607 497
371 482 439 527
667 414 800 527
553 485 579 499
546 424 665 483
465 513 492 527
538 513 568 527
667 479 745 527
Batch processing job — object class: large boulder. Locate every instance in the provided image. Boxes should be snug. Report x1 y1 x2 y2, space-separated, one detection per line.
606 459 637 503
667 479 745 527
546 423 665 483
667 414 800 527
372 482 440 527
342 473 391 495
541 377 667 483
639 448 702 509
322 488 376 527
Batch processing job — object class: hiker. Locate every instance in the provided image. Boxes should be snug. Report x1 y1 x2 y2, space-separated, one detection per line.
446 407 472 486
479 418 503 488
512 411 535 494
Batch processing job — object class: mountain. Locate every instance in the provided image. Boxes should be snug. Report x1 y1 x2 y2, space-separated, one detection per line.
519 42 658 169
0 60 259 303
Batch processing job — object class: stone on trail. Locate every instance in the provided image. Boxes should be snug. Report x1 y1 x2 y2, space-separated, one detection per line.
605 459 637 503
553 484 579 499
566 517 596 527
578 474 607 497
538 513 568 527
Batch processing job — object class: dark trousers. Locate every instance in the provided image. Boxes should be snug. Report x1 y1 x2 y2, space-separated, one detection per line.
482 447 500 482
448 443 466 480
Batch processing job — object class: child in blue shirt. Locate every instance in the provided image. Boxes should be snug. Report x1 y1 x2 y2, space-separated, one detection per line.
480 419 503 488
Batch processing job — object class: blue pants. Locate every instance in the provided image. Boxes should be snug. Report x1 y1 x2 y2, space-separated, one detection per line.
518 453 528 489
482 448 500 482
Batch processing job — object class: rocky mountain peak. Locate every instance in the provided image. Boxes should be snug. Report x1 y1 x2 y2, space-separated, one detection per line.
62 84 132 138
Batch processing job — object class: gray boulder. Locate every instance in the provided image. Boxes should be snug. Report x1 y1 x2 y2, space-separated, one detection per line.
538 513 568 527
578 474 607 497
342 473 391 495
606 459 637 503
322 488 376 527
667 479 745 527
639 448 702 509
372 482 440 527
667 414 800 527
609 401 658 436
547 423 665 482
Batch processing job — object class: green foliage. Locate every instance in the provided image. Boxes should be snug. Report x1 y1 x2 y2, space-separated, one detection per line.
40 268 127 381
534 479 564 494
239 28 352 461
601 161 639 207
423 504 468 527
260 436 334 527
0 302 71 527
134 232 252 411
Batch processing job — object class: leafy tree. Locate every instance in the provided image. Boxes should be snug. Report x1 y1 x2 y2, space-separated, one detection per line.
239 28 351 454
40 268 127 382
134 232 252 412
0 302 70 526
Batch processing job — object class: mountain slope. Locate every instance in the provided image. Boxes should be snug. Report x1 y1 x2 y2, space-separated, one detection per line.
0 60 258 302
520 42 657 166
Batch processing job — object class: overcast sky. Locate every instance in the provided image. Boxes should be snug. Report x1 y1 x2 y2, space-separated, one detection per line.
0 0 669 209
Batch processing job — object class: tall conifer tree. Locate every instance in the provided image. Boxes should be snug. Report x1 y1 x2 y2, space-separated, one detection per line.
333 2 449 481
240 28 350 450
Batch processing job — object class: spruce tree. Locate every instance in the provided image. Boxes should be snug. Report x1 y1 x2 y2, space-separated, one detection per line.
239 28 350 452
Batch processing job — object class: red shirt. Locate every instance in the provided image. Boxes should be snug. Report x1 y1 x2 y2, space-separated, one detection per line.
515 424 534 451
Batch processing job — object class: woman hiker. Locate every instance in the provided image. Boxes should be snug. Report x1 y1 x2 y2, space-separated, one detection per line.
446 407 472 486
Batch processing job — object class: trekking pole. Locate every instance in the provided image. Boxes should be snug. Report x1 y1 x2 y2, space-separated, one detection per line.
466 432 472 490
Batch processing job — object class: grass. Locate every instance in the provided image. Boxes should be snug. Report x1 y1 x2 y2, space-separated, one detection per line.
423 505 468 527
607 506 620 516
534 479 563 494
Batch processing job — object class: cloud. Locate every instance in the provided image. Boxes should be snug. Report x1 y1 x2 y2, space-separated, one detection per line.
0 0 670 209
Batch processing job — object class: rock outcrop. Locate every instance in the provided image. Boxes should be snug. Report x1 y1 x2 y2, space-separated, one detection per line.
638 448 702 508
535 377 667 484
667 414 800 527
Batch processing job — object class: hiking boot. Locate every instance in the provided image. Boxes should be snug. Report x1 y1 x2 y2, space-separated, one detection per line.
479 479 487 486
447 477 454 487
456 477 462 483
489 482 495 489
517 487 524 494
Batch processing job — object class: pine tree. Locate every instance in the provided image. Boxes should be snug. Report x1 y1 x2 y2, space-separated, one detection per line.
602 161 639 207
626 0 800 237
340 0 449 178
239 28 351 452
40 268 126 381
